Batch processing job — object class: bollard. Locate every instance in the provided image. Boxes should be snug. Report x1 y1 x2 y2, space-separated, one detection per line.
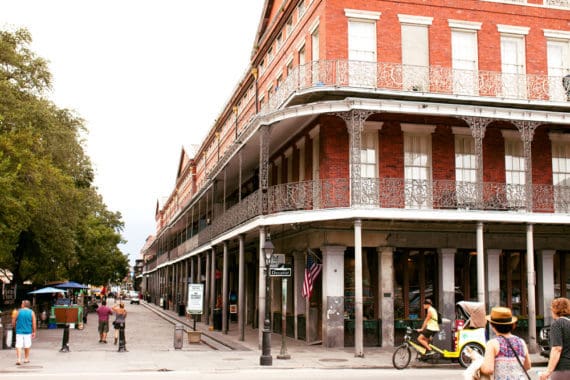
174 324 184 350
118 323 127 352
60 323 70 352
5 323 12 349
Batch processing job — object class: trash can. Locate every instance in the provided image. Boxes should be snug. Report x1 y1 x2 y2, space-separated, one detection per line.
174 324 184 350
178 304 185 317
213 308 222 331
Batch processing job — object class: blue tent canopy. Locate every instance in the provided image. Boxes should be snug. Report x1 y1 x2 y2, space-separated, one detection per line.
28 286 66 294
55 281 88 289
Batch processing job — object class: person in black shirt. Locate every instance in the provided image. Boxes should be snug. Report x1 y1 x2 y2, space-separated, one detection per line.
540 297 570 380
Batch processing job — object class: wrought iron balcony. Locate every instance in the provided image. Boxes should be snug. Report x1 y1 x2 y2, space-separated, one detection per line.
261 60 570 115
146 178 570 269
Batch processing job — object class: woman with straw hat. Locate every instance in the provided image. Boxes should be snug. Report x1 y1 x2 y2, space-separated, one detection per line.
480 306 531 379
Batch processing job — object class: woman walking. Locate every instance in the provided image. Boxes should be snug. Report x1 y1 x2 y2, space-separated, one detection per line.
539 297 570 380
480 306 531 379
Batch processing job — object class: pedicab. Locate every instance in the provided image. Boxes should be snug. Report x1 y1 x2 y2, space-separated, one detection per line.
392 301 487 369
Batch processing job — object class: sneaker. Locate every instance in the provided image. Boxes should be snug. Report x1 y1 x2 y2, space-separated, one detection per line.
424 350 436 356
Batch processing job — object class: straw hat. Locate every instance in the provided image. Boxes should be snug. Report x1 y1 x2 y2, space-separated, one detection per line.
486 306 517 325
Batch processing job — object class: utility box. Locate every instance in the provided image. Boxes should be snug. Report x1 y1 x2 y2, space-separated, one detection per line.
174 324 184 350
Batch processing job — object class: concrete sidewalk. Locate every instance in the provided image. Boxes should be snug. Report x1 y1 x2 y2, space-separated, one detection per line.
0 299 548 375
144 301 548 370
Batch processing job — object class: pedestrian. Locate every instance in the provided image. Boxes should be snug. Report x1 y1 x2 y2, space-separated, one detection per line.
416 298 439 356
12 300 36 365
112 302 127 345
539 297 570 380
480 306 531 379
96 299 113 343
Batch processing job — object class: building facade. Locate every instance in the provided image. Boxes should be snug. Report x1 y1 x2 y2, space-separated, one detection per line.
141 0 570 355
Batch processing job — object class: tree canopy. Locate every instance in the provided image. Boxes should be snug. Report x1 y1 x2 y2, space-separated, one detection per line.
0 28 129 286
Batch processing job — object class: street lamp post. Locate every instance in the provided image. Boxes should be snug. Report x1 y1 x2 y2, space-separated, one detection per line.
259 237 274 366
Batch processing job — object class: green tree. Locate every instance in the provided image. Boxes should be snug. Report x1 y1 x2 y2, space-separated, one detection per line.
0 27 128 286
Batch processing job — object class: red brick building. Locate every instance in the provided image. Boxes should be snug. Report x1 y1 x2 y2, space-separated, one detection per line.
141 0 570 355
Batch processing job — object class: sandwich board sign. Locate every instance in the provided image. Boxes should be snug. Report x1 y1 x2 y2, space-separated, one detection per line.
187 283 204 315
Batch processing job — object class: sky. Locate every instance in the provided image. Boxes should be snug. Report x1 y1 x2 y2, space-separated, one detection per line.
1 0 266 264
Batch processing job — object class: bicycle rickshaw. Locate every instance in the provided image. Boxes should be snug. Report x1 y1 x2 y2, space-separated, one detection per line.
392 301 487 369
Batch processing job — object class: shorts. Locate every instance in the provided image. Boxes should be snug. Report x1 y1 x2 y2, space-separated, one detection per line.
421 329 437 339
15 334 32 349
98 320 109 334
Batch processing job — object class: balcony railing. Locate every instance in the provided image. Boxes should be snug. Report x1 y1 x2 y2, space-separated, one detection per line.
262 60 570 115
147 178 570 270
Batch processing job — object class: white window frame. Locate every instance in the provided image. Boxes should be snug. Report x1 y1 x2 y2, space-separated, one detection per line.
502 130 526 209
399 15 433 92
550 133 570 212
453 127 478 207
402 124 435 209
346 9 381 87
449 20 481 96
498 25 529 99
544 29 570 101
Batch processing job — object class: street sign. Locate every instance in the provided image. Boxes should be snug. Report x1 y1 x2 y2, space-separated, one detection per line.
269 267 291 277
270 254 285 268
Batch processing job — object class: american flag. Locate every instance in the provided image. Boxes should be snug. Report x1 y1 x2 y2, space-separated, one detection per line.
302 254 322 299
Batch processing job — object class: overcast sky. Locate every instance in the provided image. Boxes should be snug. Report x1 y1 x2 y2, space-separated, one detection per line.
2 0 265 264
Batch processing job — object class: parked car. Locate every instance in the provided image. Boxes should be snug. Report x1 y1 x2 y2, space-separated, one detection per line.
129 291 141 304
539 325 551 358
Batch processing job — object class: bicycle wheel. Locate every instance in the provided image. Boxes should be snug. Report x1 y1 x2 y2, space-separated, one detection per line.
392 344 412 369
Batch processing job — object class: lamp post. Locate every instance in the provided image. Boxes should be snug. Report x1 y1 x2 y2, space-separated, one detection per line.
259 236 274 366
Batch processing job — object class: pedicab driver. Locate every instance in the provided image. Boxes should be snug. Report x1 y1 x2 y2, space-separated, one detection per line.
417 298 439 355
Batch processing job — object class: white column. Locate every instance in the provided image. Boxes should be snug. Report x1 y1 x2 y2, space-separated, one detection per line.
321 245 345 348
438 248 456 322
486 249 501 308
526 224 538 354
476 222 486 305
537 250 555 325
378 246 394 347
293 252 304 340
238 234 245 341
258 227 266 349
354 219 364 357
222 241 229 334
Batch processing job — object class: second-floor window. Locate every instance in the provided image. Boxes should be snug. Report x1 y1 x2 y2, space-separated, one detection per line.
361 130 378 178
400 15 432 92
346 9 381 87
499 26 529 99
455 132 477 206
546 31 570 101
503 132 526 208
451 25 480 96
403 125 434 209
551 136 570 212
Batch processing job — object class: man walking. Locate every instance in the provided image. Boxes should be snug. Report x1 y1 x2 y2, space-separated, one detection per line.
96 299 113 343
12 300 36 365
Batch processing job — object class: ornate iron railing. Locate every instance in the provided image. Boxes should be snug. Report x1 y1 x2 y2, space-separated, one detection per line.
148 178 570 271
262 60 570 114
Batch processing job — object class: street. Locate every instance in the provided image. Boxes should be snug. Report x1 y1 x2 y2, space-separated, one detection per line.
2 368 466 380
0 300 545 380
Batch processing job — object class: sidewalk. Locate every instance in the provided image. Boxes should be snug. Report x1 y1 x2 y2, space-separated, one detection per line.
0 299 547 375
144 301 549 370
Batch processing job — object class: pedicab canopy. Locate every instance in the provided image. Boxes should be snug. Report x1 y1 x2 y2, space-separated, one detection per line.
456 301 487 329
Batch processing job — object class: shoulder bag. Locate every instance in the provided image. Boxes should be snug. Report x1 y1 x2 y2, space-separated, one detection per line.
502 336 531 380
